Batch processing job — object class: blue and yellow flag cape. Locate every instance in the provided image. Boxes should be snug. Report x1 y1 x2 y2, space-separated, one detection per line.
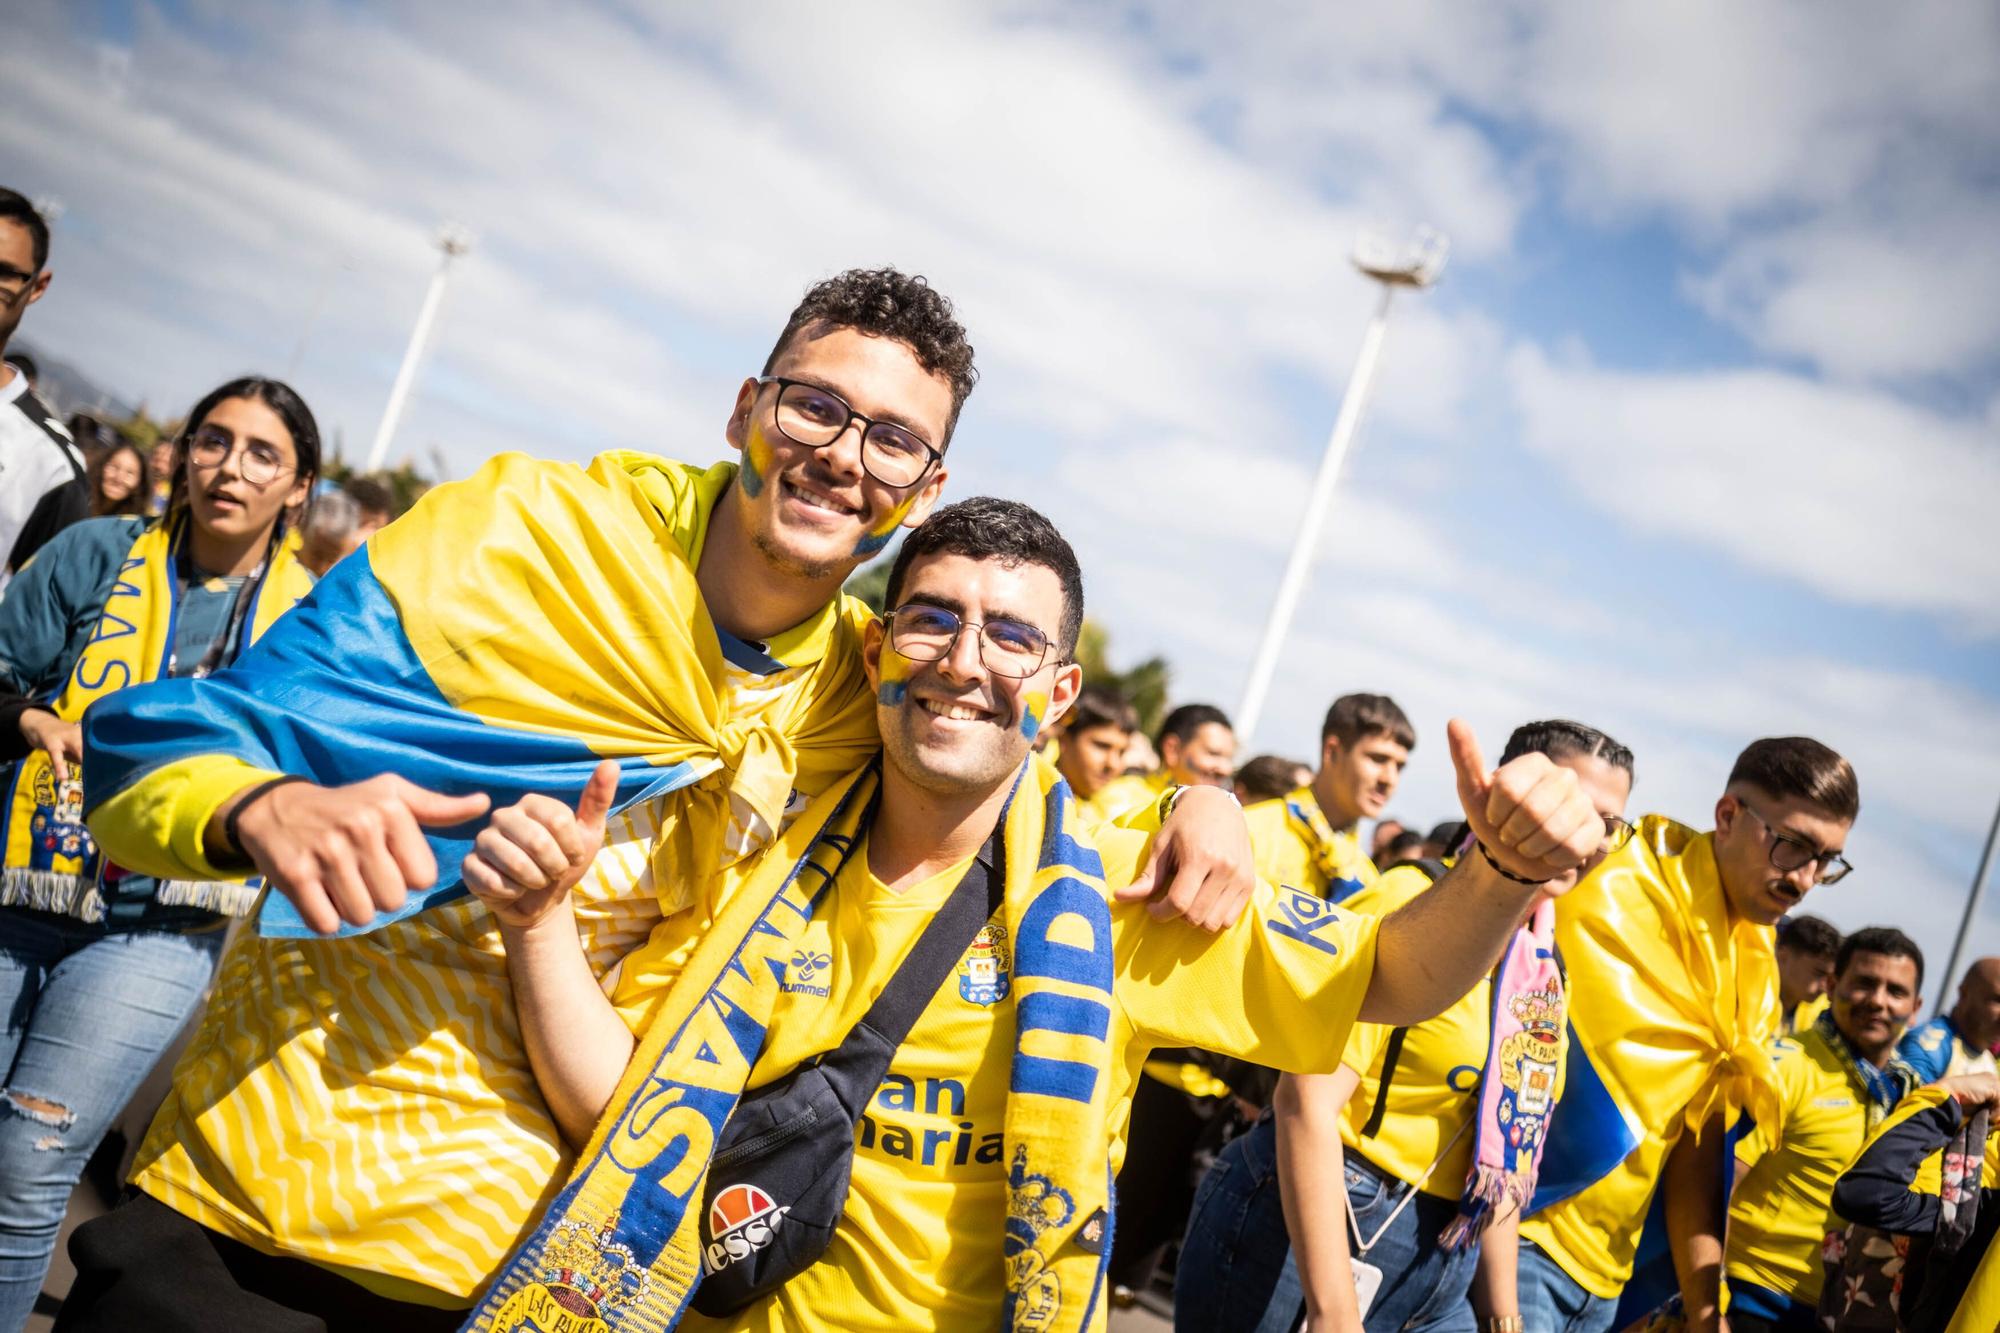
82 451 880 937
468 756 1122 1333
1523 815 1781 1305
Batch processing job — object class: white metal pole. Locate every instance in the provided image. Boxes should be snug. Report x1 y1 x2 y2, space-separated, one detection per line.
1235 282 1397 746
365 248 458 474
1936 789 2000 1015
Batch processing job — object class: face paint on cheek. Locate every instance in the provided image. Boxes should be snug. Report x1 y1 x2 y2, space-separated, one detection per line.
1018 690 1049 741
738 421 776 499
851 488 921 557
877 646 914 706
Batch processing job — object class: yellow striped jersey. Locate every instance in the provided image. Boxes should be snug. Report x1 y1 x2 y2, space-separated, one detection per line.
132 642 840 1305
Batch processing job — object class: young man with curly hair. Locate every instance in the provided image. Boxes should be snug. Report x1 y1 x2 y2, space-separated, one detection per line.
68 270 1249 1328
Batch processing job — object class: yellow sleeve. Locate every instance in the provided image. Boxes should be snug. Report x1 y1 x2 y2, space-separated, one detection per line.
604 853 752 1036
87 754 287 882
1343 1018 1390 1077
1240 798 1301 889
1114 869 1380 1077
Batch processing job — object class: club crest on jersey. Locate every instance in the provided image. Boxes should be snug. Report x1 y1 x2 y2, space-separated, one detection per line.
704 1182 792 1275
959 920 1011 1005
1269 887 1343 957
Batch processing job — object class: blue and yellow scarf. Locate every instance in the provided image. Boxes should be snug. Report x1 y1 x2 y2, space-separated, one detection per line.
82 452 881 937
469 757 1121 1333
2 518 309 921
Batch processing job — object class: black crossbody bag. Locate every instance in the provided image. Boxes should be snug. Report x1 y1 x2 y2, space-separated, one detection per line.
691 825 1005 1316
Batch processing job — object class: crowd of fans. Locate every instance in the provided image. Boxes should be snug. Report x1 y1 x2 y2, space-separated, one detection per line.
0 183 1993 1333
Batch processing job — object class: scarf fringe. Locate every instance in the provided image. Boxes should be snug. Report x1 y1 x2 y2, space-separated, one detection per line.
1439 1163 1532 1251
155 879 261 917
0 868 107 923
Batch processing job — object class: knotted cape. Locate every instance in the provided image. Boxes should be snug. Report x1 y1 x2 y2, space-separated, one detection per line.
82 452 880 936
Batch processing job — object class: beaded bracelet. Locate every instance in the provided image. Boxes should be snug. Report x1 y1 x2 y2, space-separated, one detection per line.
1476 839 1547 886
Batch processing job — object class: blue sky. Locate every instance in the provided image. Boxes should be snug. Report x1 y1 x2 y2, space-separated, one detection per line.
5 0 1997 1004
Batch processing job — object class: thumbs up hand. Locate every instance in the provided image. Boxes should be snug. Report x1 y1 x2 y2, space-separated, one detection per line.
463 760 620 929
1448 718 1600 893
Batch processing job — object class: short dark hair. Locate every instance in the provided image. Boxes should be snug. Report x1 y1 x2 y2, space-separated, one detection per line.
1067 686 1138 738
1158 703 1231 750
1382 830 1426 859
764 267 977 442
0 189 50 272
1322 693 1415 750
343 476 396 519
1837 926 1925 994
882 496 1082 657
171 377 321 532
1776 913 1842 962
1234 754 1306 804
1728 737 1859 822
1500 719 1635 775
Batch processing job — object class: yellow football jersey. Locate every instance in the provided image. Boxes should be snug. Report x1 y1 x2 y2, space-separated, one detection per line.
613 821 1382 1332
1242 787 1377 902
1337 867 1566 1199
1727 1025 1886 1307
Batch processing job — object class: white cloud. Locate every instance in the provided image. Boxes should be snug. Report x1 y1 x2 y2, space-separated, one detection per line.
1509 345 2000 627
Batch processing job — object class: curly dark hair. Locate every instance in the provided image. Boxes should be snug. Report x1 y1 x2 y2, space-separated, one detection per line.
883 496 1082 658
763 267 978 442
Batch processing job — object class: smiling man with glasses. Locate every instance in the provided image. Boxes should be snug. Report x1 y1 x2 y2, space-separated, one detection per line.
71 268 1259 1330
1516 735 1862 1333
0 187 87 589
450 497 1613 1332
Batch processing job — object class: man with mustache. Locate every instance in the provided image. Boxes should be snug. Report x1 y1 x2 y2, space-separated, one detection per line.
1726 926 1925 1331
1516 737 1861 1333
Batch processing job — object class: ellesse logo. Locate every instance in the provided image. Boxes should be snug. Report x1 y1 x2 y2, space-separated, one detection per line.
704 1182 792 1274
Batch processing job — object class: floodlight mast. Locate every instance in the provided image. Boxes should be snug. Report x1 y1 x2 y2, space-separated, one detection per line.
1234 226 1448 748
365 224 473 475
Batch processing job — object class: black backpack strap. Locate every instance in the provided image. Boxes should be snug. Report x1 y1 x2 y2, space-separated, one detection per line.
849 828 1005 1051
1357 1027 1409 1139
1357 856 1446 1139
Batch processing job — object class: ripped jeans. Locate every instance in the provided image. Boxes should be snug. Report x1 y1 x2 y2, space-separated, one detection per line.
0 907 223 1329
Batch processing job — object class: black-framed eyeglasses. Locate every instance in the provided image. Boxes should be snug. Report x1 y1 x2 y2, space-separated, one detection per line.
886 602 1055 678
186 427 294 488
1738 800 1853 884
757 377 941 489
0 266 38 301
1600 814 1635 858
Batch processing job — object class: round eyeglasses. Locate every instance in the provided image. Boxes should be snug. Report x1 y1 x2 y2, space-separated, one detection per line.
886 603 1054 678
186 428 294 488
759 377 941 489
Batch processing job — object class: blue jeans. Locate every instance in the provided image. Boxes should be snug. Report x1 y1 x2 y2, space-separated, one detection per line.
1515 1240 1619 1333
0 907 223 1330
1176 1116 1478 1332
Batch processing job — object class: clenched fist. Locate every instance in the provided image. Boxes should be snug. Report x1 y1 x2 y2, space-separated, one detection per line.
1448 718 1602 890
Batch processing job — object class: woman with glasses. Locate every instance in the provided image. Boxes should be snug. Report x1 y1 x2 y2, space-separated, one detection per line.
0 375 317 1326
1177 720 1633 1333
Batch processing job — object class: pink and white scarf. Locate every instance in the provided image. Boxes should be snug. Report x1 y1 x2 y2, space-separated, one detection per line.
1439 898 1566 1249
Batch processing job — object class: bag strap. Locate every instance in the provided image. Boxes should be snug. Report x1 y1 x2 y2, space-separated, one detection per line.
1357 857 1445 1139
848 826 1005 1052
